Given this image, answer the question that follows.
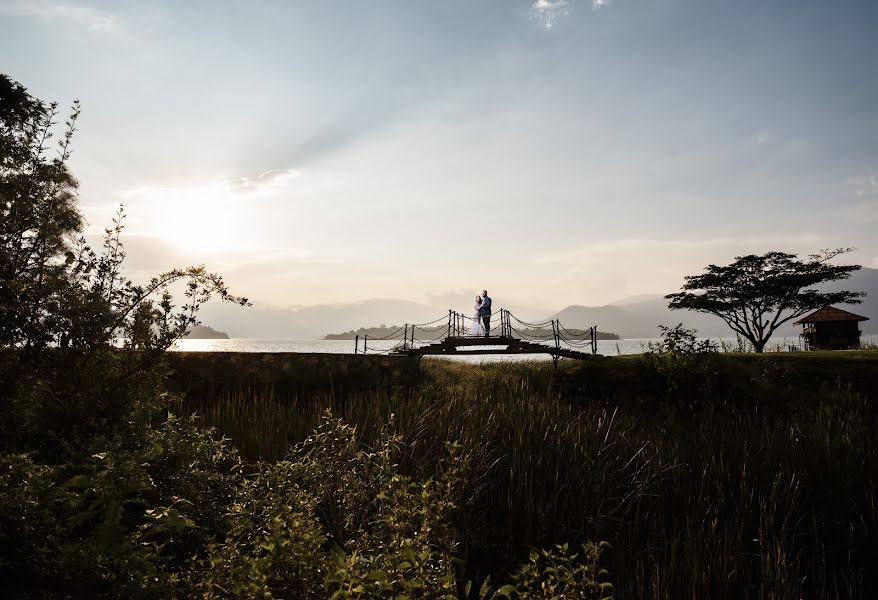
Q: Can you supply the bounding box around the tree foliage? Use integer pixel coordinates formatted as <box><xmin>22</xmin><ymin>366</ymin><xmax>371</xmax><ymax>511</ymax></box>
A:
<box><xmin>0</xmin><ymin>73</ymin><xmax>249</xmax><ymax>456</ymax></box>
<box><xmin>666</xmin><ymin>250</ymin><xmax>862</xmax><ymax>352</ymax></box>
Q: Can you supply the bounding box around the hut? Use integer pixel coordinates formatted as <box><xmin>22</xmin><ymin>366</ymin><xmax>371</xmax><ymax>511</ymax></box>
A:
<box><xmin>794</xmin><ymin>305</ymin><xmax>869</xmax><ymax>350</ymax></box>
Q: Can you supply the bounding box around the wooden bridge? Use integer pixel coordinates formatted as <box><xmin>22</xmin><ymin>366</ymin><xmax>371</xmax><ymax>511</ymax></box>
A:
<box><xmin>354</xmin><ymin>309</ymin><xmax>599</xmax><ymax>365</ymax></box>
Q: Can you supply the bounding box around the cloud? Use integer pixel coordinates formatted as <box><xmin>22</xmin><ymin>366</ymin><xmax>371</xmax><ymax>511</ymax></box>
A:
<box><xmin>110</xmin><ymin>168</ymin><xmax>304</xmax><ymax>254</ymax></box>
<box><xmin>223</xmin><ymin>169</ymin><xmax>301</xmax><ymax>194</ymax></box>
<box><xmin>121</xmin><ymin>167</ymin><xmax>301</xmax><ymax>204</ymax></box>
<box><xmin>843</xmin><ymin>201</ymin><xmax>878</xmax><ymax>225</ymax></box>
<box><xmin>530</xmin><ymin>234</ymin><xmax>830</xmax><ymax>303</ymax></box>
<box><xmin>530</xmin><ymin>0</ymin><xmax>574</xmax><ymax>29</ymax></box>
<box><xmin>2</xmin><ymin>1</ymin><xmax>117</xmax><ymax>32</ymax></box>
<box><xmin>841</xmin><ymin>174</ymin><xmax>878</xmax><ymax>224</ymax></box>
<box><xmin>82</xmin><ymin>232</ymin><xmax>336</xmax><ymax>285</ymax></box>
<box><xmin>848</xmin><ymin>174</ymin><xmax>878</xmax><ymax>198</ymax></box>
<box><xmin>529</xmin><ymin>0</ymin><xmax>609</xmax><ymax>30</ymax></box>
<box><xmin>212</xmin><ymin>247</ymin><xmax>343</xmax><ymax>272</ymax></box>
<box><xmin>535</xmin><ymin>234</ymin><xmax>825</xmax><ymax>264</ymax></box>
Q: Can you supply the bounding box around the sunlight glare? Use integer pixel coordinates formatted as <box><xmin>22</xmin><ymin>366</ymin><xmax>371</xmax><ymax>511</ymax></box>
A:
<box><xmin>122</xmin><ymin>181</ymin><xmax>260</xmax><ymax>255</ymax></box>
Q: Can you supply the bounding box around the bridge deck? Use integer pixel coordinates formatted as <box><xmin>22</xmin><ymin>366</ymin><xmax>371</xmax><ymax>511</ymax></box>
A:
<box><xmin>397</xmin><ymin>335</ymin><xmax>592</xmax><ymax>360</ymax></box>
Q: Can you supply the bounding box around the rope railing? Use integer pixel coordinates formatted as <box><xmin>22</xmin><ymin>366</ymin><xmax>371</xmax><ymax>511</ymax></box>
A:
<box><xmin>355</xmin><ymin>308</ymin><xmax>599</xmax><ymax>356</ymax></box>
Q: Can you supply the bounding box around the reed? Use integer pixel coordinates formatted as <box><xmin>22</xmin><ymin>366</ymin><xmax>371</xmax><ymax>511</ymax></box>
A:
<box><xmin>179</xmin><ymin>357</ymin><xmax>877</xmax><ymax>599</ymax></box>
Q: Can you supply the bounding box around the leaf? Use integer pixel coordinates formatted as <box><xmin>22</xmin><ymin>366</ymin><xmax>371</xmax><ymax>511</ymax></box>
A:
<box><xmin>62</xmin><ymin>474</ymin><xmax>93</xmax><ymax>489</ymax></box>
<box><xmin>495</xmin><ymin>584</ymin><xmax>517</xmax><ymax>598</ymax></box>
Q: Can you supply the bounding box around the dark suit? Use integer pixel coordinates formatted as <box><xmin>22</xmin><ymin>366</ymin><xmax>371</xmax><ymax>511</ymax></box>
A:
<box><xmin>479</xmin><ymin>296</ymin><xmax>492</xmax><ymax>337</ymax></box>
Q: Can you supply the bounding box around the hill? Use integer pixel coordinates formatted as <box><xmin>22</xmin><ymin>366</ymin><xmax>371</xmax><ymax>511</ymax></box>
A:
<box><xmin>185</xmin><ymin>325</ymin><xmax>229</xmax><ymax>339</ymax></box>
<box><xmin>198</xmin><ymin>268</ymin><xmax>877</xmax><ymax>340</ymax></box>
<box><xmin>555</xmin><ymin>267</ymin><xmax>877</xmax><ymax>338</ymax></box>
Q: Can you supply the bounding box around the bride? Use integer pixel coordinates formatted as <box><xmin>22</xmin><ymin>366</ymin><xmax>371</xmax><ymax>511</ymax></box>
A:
<box><xmin>468</xmin><ymin>295</ymin><xmax>485</xmax><ymax>336</ymax></box>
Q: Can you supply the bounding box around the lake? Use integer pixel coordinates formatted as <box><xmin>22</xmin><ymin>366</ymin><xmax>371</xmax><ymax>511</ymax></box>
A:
<box><xmin>171</xmin><ymin>335</ymin><xmax>856</xmax><ymax>361</ymax></box>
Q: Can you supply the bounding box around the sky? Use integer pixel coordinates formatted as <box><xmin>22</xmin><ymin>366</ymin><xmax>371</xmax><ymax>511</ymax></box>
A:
<box><xmin>2</xmin><ymin>0</ymin><xmax>877</xmax><ymax>311</ymax></box>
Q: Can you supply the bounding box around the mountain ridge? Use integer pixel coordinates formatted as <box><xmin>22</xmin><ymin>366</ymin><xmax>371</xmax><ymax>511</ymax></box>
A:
<box><xmin>199</xmin><ymin>267</ymin><xmax>877</xmax><ymax>339</ymax></box>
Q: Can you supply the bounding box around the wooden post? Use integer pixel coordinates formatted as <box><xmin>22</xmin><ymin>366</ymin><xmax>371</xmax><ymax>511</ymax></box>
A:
<box><xmin>363</xmin><ymin>334</ymin><xmax>368</xmax><ymax>354</ymax></box>
<box><xmin>447</xmin><ymin>310</ymin><xmax>452</xmax><ymax>339</ymax></box>
<box><xmin>410</xmin><ymin>323</ymin><xmax>415</xmax><ymax>347</ymax></box>
<box><xmin>354</xmin><ymin>334</ymin><xmax>358</xmax><ymax>355</ymax></box>
<box><xmin>403</xmin><ymin>325</ymin><xmax>408</xmax><ymax>350</ymax></box>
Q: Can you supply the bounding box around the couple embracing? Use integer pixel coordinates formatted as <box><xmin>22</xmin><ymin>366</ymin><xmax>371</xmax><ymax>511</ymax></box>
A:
<box><xmin>469</xmin><ymin>290</ymin><xmax>492</xmax><ymax>337</ymax></box>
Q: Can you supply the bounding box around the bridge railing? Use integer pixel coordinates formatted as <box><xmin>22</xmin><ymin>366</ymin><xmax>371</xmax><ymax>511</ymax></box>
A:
<box><xmin>355</xmin><ymin>309</ymin><xmax>599</xmax><ymax>356</ymax></box>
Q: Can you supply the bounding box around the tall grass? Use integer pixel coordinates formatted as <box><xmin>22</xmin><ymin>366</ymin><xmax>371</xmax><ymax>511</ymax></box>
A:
<box><xmin>178</xmin><ymin>357</ymin><xmax>877</xmax><ymax>599</ymax></box>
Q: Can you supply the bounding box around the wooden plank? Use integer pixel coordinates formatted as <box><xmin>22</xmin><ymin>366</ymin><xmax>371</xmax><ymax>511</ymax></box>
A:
<box><xmin>401</xmin><ymin>347</ymin><xmax>591</xmax><ymax>359</ymax></box>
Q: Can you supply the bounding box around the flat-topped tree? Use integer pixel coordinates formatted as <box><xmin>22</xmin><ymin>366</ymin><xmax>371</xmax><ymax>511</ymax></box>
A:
<box><xmin>666</xmin><ymin>249</ymin><xmax>863</xmax><ymax>352</ymax></box>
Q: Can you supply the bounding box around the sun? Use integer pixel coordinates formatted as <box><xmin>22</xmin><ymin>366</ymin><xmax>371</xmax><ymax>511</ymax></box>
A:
<box><xmin>127</xmin><ymin>182</ymin><xmax>256</xmax><ymax>255</ymax></box>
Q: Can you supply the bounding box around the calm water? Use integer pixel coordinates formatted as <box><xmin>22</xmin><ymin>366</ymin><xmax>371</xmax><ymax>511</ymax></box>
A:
<box><xmin>171</xmin><ymin>336</ymin><xmax>854</xmax><ymax>362</ymax></box>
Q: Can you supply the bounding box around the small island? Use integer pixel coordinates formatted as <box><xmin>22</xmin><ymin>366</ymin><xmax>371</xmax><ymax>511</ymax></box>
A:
<box><xmin>515</xmin><ymin>327</ymin><xmax>620</xmax><ymax>340</ymax></box>
<box><xmin>325</xmin><ymin>325</ymin><xmax>417</xmax><ymax>340</ymax></box>
<box><xmin>186</xmin><ymin>324</ymin><xmax>230</xmax><ymax>339</ymax></box>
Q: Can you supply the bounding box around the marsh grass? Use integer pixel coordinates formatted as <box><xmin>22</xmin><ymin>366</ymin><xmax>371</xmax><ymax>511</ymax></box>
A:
<box><xmin>178</xmin><ymin>357</ymin><xmax>877</xmax><ymax>599</ymax></box>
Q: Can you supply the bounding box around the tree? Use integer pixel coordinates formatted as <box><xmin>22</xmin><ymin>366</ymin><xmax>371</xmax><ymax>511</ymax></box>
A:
<box><xmin>1</xmin><ymin>74</ymin><xmax>83</xmax><ymax>348</ymax></box>
<box><xmin>0</xmin><ymin>73</ymin><xmax>249</xmax><ymax>455</ymax></box>
<box><xmin>665</xmin><ymin>249</ymin><xmax>863</xmax><ymax>352</ymax></box>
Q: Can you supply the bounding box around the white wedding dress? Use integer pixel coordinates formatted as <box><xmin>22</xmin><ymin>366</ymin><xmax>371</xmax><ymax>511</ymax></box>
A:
<box><xmin>468</xmin><ymin>302</ymin><xmax>485</xmax><ymax>336</ymax></box>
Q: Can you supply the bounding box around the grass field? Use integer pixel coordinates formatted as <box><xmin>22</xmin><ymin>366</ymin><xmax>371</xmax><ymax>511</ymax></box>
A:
<box><xmin>178</xmin><ymin>353</ymin><xmax>878</xmax><ymax>599</ymax></box>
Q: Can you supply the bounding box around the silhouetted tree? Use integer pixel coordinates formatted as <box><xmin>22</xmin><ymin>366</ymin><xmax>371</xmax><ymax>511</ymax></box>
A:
<box><xmin>666</xmin><ymin>249</ymin><xmax>862</xmax><ymax>352</ymax></box>
<box><xmin>1</xmin><ymin>74</ymin><xmax>83</xmax><ymax>348</ymax></box>
<box><xmin>0</xmin><ymin>74</ymin><xmax>249</xmax><ymax>455</ymax></box>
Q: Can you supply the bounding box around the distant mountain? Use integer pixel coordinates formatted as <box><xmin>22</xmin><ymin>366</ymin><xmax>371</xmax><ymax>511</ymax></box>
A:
<box><xmin>198</xmin><ymin>299</ymin><xmax>438</xmax><ymax>339</ymax></box>
<box><xmin>198</xmin><ymin>295</ymin><xmax>549</xmax><ymax>340</ymax></box>
<box><xmin>325</xmin><ymin>325</ymin><xmax>441</xmax><ymax>340</ymax></box>
<box><xmin>185</xmin><ymin>324</ymin><xmax>229</xmax><ymax>339</ymax></box>
<box><xmin>556</xmin><ymin>267</ymin><xmax>877</xmax><ymax>338</ymax></box>
<box><xmin>197</xmin><ymin>268</ymin><xmax>877</xmax><ymax>340</ymax></box>
<box><xmin>817</xmin><ymin>266</ymin><xmax>876</xmax><ymax>332</ymax></box>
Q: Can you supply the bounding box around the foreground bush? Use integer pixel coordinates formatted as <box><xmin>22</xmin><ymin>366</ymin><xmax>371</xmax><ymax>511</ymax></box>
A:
<box><xmin>1</xmin><ymin>411</ymin><xmax>612</xmax><ymax>598</ymax></box>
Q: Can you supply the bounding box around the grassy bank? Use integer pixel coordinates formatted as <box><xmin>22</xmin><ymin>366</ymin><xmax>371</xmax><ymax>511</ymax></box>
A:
<box><xmin>178</xmin><ymin>353</ymin><xmax>878</xmax><ymax>599</ymax></box>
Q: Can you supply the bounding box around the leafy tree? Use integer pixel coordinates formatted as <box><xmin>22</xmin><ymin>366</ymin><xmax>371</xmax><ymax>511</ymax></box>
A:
<box><xmin>0</xmin><ymin>73</ymin><xmax>248</xmax><ymax>456</ymax></box>
<box><xmin>666</xmin><ymin>250</ymin><xmax>863</xmax><ymax>352</ymax></box>
<box><xmin>1</xmin><ymin>74</ymin><xmax>83</xmax><ymax>348</ymax></box>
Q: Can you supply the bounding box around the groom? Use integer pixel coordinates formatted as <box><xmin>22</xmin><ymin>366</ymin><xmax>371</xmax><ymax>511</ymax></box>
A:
<box><xmin>479</xmin><ymin>290</ymin><xmax>492</xmax><ymax>337</ymax></box>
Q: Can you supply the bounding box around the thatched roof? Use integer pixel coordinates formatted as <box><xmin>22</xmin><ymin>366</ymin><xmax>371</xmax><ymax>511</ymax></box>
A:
<box><xmin>794</xmin><ymin>305</ymin><xmax>869</xmax><ymax>324</ymax></box>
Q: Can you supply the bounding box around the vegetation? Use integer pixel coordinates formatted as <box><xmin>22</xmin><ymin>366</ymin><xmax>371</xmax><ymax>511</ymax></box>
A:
<box><xmin>666</xmin><ymin>249</ymin><xmax>863</xmax><ymax>352</ymax></box>
<box><xmin>179</xmin><ymin>351</ymin><xmax>877</xmax><ymax>599</ymax></box>
<box><xmin>3</xmin><ymin>74</ymin><xmax>875</xmax><ymax>599</ymax></box>
<box><xmin>1</xmin><ymin>75</ymin><xmax>614</xmax><ymax>598</ymax></box>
